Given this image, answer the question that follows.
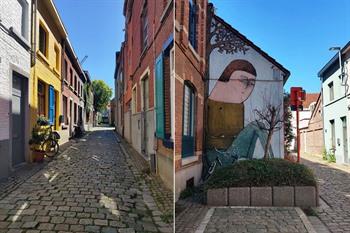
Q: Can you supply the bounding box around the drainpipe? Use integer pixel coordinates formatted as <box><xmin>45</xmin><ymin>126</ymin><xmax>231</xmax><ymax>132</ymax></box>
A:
<box><xmin>30</xmin><ymin>0</ymin><xmax>37</xmax><ymax>67</ymax></box>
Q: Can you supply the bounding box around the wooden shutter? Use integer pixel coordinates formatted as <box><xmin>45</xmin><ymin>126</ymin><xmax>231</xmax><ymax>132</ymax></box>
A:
<box><xmin>48</xmin><ymin>85</ymin><xmax>55</xmax><ymax>125</ymax></box>
<box><xmin>155</xmin><ymin>54</ymin><xmax>165</xmax><ymax>139</ymax></box>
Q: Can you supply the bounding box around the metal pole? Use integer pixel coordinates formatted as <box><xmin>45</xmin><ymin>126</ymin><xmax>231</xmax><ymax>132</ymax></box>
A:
<box><xmin>296</xmin><ymin>96</ymin><xmax>300</xmax><ymax>163</ymax></box>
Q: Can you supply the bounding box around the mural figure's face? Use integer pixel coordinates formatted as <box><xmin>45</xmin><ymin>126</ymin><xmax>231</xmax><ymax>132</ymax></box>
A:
<box><xmin>209</xmin><ymin>70</ymin><xmax>256</xmax><ymax>103</ymax></box>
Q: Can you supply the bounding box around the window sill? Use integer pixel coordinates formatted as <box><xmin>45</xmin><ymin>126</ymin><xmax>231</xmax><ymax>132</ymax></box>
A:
<box><xmin>188</xmin><ymin>43</ymin><xmax>200</xmax><ymax>62</ymax></box>
<box><xmin>9</xmin><ymin>27</ymin><xmax>30</xmax><ymax>51</ymax></box>
<box><xmin>37</xmin><ymin>51</ymin><xmax>50</xmax><ymax>66</ymax></box>
<box><xmin>53</xmin><ymin>67</ymin><xmax>60</xmax><ymax>77</ymax></box>
<box><xmin>181</xmin><ymin>155</ymin><xmax>199</xmax><ymax>166</ymax></box>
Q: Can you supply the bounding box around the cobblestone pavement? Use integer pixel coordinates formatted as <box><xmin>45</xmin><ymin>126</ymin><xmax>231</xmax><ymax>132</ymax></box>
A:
<box><xmin>118</xmin><ymin>137</ymin><xmax>173</xmax><ymax>224</ymax></box>
<box><xmin>175</xmin><ymin>200</ymin><xmax>209</xmax><ymax>233</ymax></box>
<box><xmin>0</xmin><ymin>127</ymin><xmax>172</xmax><ymax>233</ymax></box>
<box><xmin>203</xmin><ymin>207</ymin><xmax>309</xmax><ymax>233</ymax></box>
<box><xmin>302</xmin><ymin>154</ymin><xmax>350</xmax><ymax>233</ymax></box>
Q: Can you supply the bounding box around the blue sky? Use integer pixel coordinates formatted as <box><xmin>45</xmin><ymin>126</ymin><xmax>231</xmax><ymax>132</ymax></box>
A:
<box><xmin>54</xmin><ymin>0</ymin><xmax>350</xmax><ymax>95</ymax></box>
<box><xmin>211</xmin><ymin>0</ymin><xmax>350</xmax><ymax>93</ymax></box>
<box><xmin>54</xmin><ymin>0</ymin><xmax>125</xmax><ymax>96</ymax></box>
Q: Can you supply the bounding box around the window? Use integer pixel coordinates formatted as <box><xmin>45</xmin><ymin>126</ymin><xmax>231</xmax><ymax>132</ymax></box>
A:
<box><xmin>188</xmin><ymin>0</ymin><xmax>197</xmax><ymax>49</ymax></box>
<box><xmin>69</xmin><ymin>69</ymin><xmax>73</xmax><ymax>86</ymax></box>
<box><xmin>183</xmin><ymin>84</ymin><xmax>195</xmax><ymax>137</ymax></box>
<box><xmin>182</xmin><ymin>82</ymin><xmax>195</xmax><ymax>157</ymax></box>
<box><xmin>63</xmin><ymin>60</ymin><xmax>68</xmax><ymax>81</ymax></box>
<box><xmin>330</xmin><ymin>120</ymin><xmax>335</xmax><ymax>149</ymax></box>
<box><xmin>63</xmin><ymin>96</ymin><xmax>68</xmax><ymax>125</ymax></box>
<box><xmin>54</xmin><ymin>45</ymin><xmax>60</xmax><ymax>70</ymax></box>
<box><xmin>74</xmin><ymin>103</ymin><xmax>77</xmax><ymax>124</ymax></box>
<box><xmin>132</xmin><ymin>87</ymin><xmax>137</xmax><ymax>114</ymax></box>
<box><xmin>18</xmin><ymin>0</ymin><xmax>29</xmax><ymax>39</ymax></box>
<box><xmin>74</xmin><ymin>76</ymin><xmax>77</xmax><ymax>91</ymax></box>
<box><xmin>329</xmin><ymin>82</ymin><xmax>334</xmax><ymax>101</ymax></box>
<box><xmin>39</xmin><ymin>24</ymin><xmax>47</xmax><ymax>56</ymax></box>
<box><xmin>38</xmin><ymin>81</ymin><xmax>46</xmax><ymax>116</ymax></box>
<box><xmin>140</xmin><ymin>1</ymin><xmax>148</xmax><ymax>51</ymax></box>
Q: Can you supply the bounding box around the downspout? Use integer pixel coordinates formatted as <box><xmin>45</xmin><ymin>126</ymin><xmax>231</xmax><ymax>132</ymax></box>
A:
<box><xmin>30</xmin><ymin>0</ymin><xmax>37</xmax><ymax>67</ymax></box>
<box><xmin>202</xmin><ymin>3</ymin><xmax>213</xmax><ymax>174</ymax></box>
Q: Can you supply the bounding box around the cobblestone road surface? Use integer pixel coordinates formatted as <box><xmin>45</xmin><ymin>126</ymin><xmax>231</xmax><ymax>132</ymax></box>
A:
<box><xmin>302</xmin><ymin>154</ymin><xmax>350</xmax><ymax>233</ymax></box>
<box><xmin>0</xmin><ymin>128</ymin><xmax>172</xmax><ymax>233</ymax></box>
<box><xmin>204</xmin><ymin>207</ymin><xmax>308</xmax><ymax>233</ymax></box>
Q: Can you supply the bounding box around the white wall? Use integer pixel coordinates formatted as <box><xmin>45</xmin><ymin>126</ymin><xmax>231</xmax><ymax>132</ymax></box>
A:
<box><xmin>0</xmin><ymin>0</ymin><xmax>31</xmax><ymax>178</ymax></box>
<box><xmin>209</xmin><ymin>43</ymin><xmax>285</xmax><ymax>158</ymax></box>
<box><xmin>322</xmin><ymin>58</ymin><xmax>350</xmax><ymax>164</ymax></box>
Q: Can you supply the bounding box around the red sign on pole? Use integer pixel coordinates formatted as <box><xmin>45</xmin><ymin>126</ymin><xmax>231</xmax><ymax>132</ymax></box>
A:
<box><xmin>290</xmin><ymin>87</ymin><xmax>305</xmax><ymax>163</ymax></box>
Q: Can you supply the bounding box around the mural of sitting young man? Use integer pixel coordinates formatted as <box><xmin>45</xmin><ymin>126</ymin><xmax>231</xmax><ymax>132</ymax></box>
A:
<box><xmin>206</xmin><ymin>59</ymin><xmax>274</xmax><ymax>168</ymax></box>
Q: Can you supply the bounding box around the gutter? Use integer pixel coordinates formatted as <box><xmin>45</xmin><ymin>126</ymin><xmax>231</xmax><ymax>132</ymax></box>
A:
<box><xmin>31</xmin><ymin>0</ymin><xmax>37</xmax><ymax>67</ymax></box>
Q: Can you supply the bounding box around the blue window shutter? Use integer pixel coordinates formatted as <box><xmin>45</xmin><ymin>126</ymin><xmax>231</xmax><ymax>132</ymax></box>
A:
<box><xmin>48</xmin><ymin>85</ymin><xmax>55</xmax><ymax>125</ymax></box>
<box><xmin>155</xmin><ymin>53</ymin><xmax>165</xmax><ymax>139</ymax></box>
<box><xmin>189</xmin><ymin>1</ymin><xmax>197</xmax><ymax>49</ymax></box>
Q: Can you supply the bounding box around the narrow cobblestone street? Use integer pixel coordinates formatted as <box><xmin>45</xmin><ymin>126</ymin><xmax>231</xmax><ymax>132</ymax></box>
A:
<box><xmin>302</xmin><ymin>154</ymin><xmax>350</xmax><ymax>233</ymax></box>
<box><xmin>0</xmin><ymin>127</ymin><xmax>172</xmax><ymax>233</ymax></box>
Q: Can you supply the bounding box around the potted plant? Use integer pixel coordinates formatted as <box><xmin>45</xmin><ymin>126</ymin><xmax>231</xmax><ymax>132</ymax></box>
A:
<box><xmin>29</xmin><ymin>116</ymin><xmax>50</xmax><ymax>162</ymax></box>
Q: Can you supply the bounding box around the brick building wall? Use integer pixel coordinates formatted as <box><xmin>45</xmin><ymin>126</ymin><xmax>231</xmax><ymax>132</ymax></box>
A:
<box><xmin>0</xmin><ymin>0</ymin><xmax>31</xmax><ymax>179</ymax></box>
<box><xmin>122</xmin><ymin>0</ymin><xmax>174</xmax><ymax>189</ymax></box>
<box><xmin>174</xmin><ymin>0</ymin><xmax>207</xmax><ymax>197</ymax></box>
<box><xmin>300</xmin><ymin>94</ymin><xmax>324</xmax><ymax>156</ymax></box>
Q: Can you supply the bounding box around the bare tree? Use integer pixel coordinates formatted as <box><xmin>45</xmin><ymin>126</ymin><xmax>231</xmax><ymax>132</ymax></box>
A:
<box><xmin>254</xmin><ymin>102</ymin><xmax>284</xmax><ymax>160</ymax></box>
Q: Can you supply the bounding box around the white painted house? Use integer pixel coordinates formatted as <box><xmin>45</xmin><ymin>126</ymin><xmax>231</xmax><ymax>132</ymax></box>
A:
<box><xmin>319</xmin><ymin>41</ymin><xmax>350</xmax><ymax>164</ymax></box>
<box><xmin>0</xmin><ymin>0</ymin><xmax>31</xmax><ymax>179</ymax></box>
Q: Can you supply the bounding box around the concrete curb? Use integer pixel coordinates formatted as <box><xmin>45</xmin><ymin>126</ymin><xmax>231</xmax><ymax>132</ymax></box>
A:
<box><xmin>296</xmin><ymin>207</ymin><xmax>317</xmax><ymax>233</ymax></box>
<box><xmin>195</xmin><ymin>207</ymin><xmax>215</xmax><ymax>233</ymax></box>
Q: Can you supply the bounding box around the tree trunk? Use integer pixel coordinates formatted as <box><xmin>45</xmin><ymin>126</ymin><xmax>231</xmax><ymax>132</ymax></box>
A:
<box><xmin>263</xmin><ymin>108</ymin><xmax>276</xmax><ymax>160</ymax></box>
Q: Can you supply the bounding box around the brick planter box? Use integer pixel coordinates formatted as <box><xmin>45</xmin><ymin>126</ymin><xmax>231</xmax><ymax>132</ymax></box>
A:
<box><xmin>207</xmin><ymin>186</ymin><xmax>318</xmax><ymax>207</ymax></box>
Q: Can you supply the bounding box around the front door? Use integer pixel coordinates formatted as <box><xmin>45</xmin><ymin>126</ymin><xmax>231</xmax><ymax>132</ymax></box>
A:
<box><xmin>182</xmin><ymin>83</ymin><xmax>195</xmax><ymax>158</ymax></box>
<box><xmin>141</xmin><ymin>77</ymin><xmax>149</xmax><ymax>155</ymax></box>
<box><xmin>12</xmin><ymin>73</ymin><xmax>26</xmax><ymax>166</ymax></box>
<box><xmin>48</xmin><ymin>85</ymin><xmax>55</xmax><ymax>126</ymax></box>
<box><xmin>342</xmin><ymin>117</ymin><xmax>348</xmax><ymax>163</ymax></box>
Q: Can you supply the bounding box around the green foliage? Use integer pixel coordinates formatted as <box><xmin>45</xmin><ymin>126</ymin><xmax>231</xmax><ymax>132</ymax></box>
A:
<box><xmin>205</xmin><ymin>159</ymin><xmax>317</xmax><ymax>190</ymax></box>
<box><xmin>29</xmin><ymin>117</ymin><xmax>50</xmax><ymax>148</ymax></box>
<box><xmin>92</xmin><ymin>80</ymin><xmax>112</xmax><ymax>113</ymax></box>
<box><xmin>322</xmin><ymin>148</ymin><xmax>328</xmax><ymax>160</ymax></box>
<box><xmin>284</xmin><ymin>92</ymin><xmax>294</xmax><ymax>153</ymax></box>
<box><xmin>84</xmin><ymin>82</ymin><xmax>94</xmax><ymax>114</ymax></box>
<box><xmin>322</xmin><ymin>148</ymin><xmax>336</xmax><ymax>163</ymax></box>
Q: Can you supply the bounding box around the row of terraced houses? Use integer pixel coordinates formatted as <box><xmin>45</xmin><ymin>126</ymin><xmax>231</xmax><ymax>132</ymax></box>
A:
<box><xmin>114</xmin><ymin>0</ymin><xmax>290</xmax><ymax>197</ymax></box>
<box><xmin>0</xmin><ymin>0</ymin><xmax>94</xmax><ymax>180</ymax></box>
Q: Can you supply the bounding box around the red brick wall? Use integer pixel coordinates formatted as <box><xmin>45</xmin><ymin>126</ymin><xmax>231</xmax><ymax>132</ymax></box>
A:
<box><xmin>300</xmin><ymin>95</ymin><xmax>324</xmax><ymax>155</ymax></box>
<box><xmin>175</xmin><ymin>0</ymin><xmax>207</xmax><ymax>171</ymax></box>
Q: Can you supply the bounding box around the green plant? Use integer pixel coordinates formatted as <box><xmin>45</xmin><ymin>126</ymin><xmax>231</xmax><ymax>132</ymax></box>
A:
<box><xmin>28</xmin><ymin>116</ymin><xmax>50</xmax><ymax>149</ymax></box>
<box><xmin>36</xmin><ymin>115</ymin><xmax>50</xmax><ymax>126</ymax></box>
<box><xmin>322</xmin><ymin>148</ymin><xmax>328</xmax><ymax>160</ymax></box>
<box><xmin>327</xmin><ymin>150</ymin><xmax>336</xmax><ymax>163</ymax></box>
<box><xmin>322</xmin><ymin>148</ymin><xmax>336</xmax><ymax>163</ymax></box>
<box><xmin>204</xmin><ymin>159</ymin><xmax>317</xmax><ymax>190</ymax></box>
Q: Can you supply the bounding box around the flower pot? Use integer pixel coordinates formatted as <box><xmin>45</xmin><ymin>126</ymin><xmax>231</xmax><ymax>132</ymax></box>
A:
<box><xmin>33</xmin><ymin>150</ymin><xmax>45</xmax><ymax>163</ymax></box>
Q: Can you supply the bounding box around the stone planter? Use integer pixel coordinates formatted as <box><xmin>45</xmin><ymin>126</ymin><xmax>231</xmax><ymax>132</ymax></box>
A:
<box><xmin>207</xmin><ymin>188</ymin><xmax>228</xmax><ymax>206</ymax></box>
<box><xmin>228</xmin><ymin>187</ymin><xmax>250</xmax><ymax>206</ymax></box>
<box><xmin>207</xmin><ymin>186</ymin><xmax>318</xmax><ymax>207</ymax></box>
<box><xmin>251</xmin><ymin>187</ymin><xmax>272</xmax><ymax>206</ymax></box>
<box><xmin>273</xmin><ymin>186</ymin><xmax>294</xmax><ymax>206</ymax></box>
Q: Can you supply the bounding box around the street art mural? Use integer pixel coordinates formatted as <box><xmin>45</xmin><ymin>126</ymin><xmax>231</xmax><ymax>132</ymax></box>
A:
<box><xmin>205</xmin><ymin>15</ymin><xmax>288</xmax><ymax>167</ymax></box>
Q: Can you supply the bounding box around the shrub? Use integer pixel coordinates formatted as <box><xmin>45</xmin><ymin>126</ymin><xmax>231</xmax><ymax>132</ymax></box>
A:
<box><xmin>205</xmin><ymin>159</ymin><xmax>316</xmax><ymax>190</ymax></box>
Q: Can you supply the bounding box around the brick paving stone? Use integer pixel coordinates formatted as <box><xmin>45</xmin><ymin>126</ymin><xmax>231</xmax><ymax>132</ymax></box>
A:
<box><xmin>203</xmin><ymin>207</ymin><xmax>308</xmax><ymax>233</ymax></box>
<box><xmin>302</xmin><ymin>154</ymin><xmax>350</xmax><ymax>233</ymax></box>
<box><xmin>0</xmin><ymin>128</ymin><xmax>170</xmax><ymax>232</ymax></box>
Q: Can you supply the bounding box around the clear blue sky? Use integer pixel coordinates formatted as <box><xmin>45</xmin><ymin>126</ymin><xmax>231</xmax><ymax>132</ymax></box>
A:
<box><xmin>54</xmin><ymin>0</ymin><xmax>125</xmax><ymax>96</ymax></box>
<box><xmin>54</xmin><ymin>0</ymin><xmax>350</xmax><ymax>95</ymax></box>
<box><xmin>211</xmin><ymin>0</ymin><xmax>350</xmax><ymax>93</ymax></box>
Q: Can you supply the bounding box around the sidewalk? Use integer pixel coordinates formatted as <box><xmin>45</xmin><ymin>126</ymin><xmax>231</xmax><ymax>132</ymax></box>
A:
<box><xmin>117</xmin><ymin>133</ymin><xmax>174</xmax><ymax>225</ymax></box>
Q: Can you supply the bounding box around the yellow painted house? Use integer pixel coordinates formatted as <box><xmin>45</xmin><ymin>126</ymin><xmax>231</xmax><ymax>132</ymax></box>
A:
<box><xmin>30</xmin><ymin>0</ymin><xmax>67</xmax><ymax>160</ymax></box>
